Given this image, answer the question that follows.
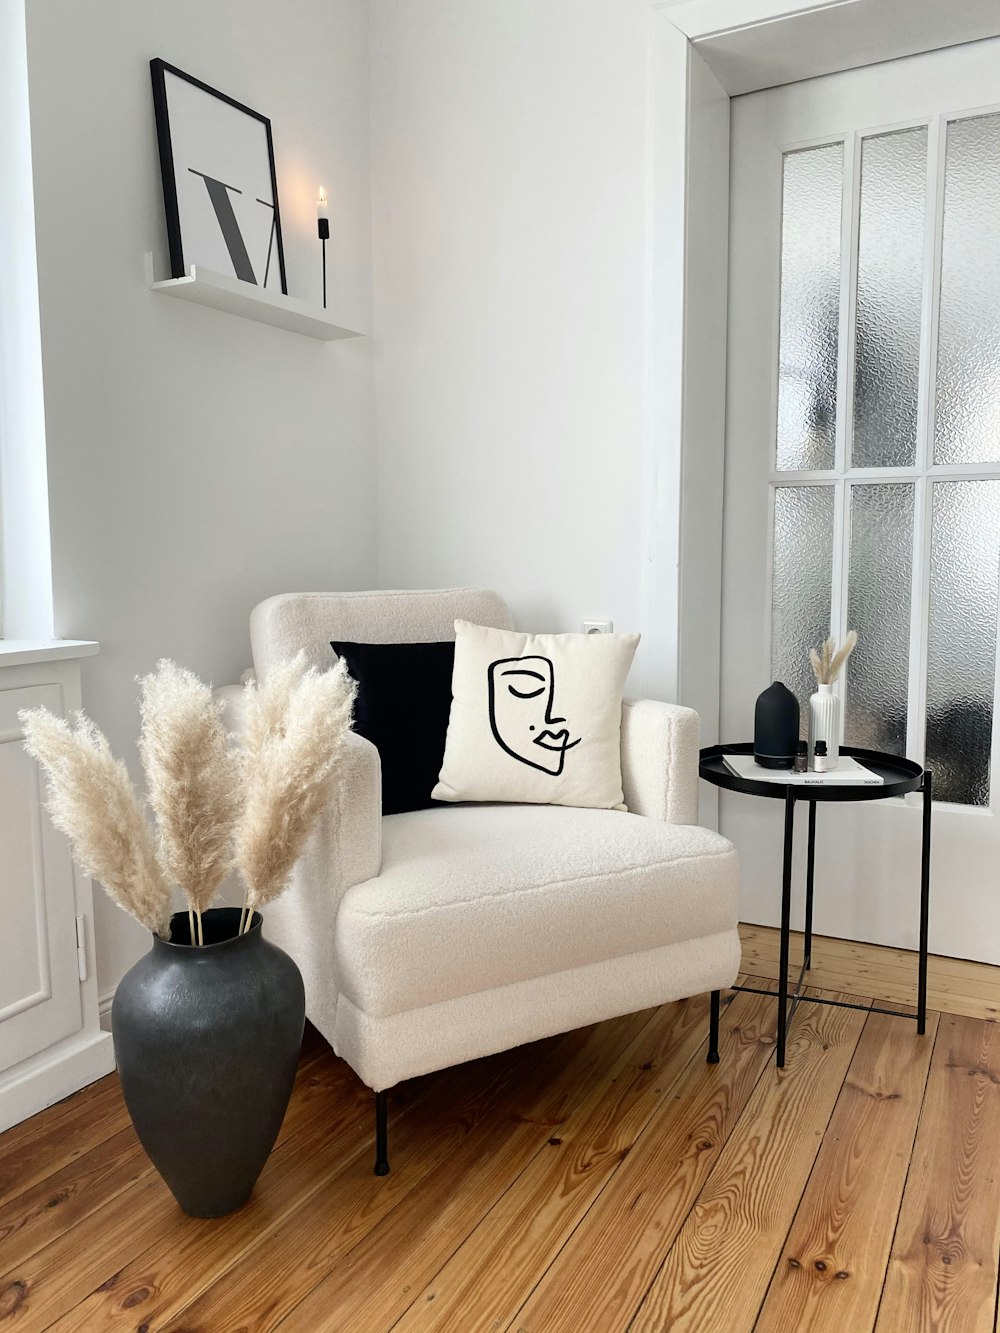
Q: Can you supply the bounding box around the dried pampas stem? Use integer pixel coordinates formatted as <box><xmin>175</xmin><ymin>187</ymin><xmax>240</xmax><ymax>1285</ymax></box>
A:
<box><xmin>19</xmin><ymin>709</ymin><xmax>172</xmax><ymax>937</ymax></box>
<box><xmin>234</xmin><ymin>653</ymin><xmax>357</xmax><ymax>921</ymax></box>
<box><xmin>810</xmin><ymin>630</ymin><xmax>858</xmax><ymax>685</ymax></box>
<box><xmin>138</xmin><ymin>660</ymin><xmax>242</xmax><ymax>938</ymax></box>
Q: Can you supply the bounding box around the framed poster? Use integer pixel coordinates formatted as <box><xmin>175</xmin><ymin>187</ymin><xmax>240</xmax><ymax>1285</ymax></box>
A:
<box><xmin>150</xmin><ymin>58</ymin><xmax>287</xmax><ymax>293</ymax></box>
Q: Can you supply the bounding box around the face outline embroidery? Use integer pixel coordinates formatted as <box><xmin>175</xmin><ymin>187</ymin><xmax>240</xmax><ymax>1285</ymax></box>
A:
<box><xmin>487</xmin><ymin>655</ymin><xmax>581</xmax><ymax>776</ymax></box>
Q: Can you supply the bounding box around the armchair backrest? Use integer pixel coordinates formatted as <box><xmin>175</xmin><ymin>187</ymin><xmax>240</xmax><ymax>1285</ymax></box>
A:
<box><xmin>250</xmin><ymin>588</ymin><xmax>515</xmax><ymax>678</ymax></box>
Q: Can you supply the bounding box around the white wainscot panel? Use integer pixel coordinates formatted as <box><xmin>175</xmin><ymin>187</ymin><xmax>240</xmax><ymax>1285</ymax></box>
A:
<box><xmin>0</xmin><ymin>682</ymin><xmax>81</xmax><ymax>1070</ymax></box>
<box><xmin>0</xmin><ymin>653</ymin><xmax>114</xmax><ymax>1132</ymax></box>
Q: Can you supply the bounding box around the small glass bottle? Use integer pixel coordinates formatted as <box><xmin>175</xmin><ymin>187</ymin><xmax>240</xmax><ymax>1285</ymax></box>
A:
<box><xmin>813</xmin><ymin>739</ymin><xmax>828</xmax><ymax>774</ymax></box>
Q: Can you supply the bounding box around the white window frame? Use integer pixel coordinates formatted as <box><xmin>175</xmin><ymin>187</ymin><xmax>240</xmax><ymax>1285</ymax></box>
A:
<box><xmin>0</xmin><ymin>0</ymin><xmax>55</xmax><ymax>643</ymax></box>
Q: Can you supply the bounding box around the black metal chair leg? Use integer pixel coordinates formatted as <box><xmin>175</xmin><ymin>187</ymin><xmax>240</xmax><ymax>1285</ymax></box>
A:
<box><xmin>374</xmin><ymin>1090</ymin><xmax>390</xmax><ymax>1176</ymax></box>
<box><xmin>707</xmin><ymin>990</ymin><xmax>721</xmax><ymax>1063</ymax></box>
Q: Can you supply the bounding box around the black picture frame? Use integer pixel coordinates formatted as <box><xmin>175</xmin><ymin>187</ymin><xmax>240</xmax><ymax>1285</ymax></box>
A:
<box><xmin>150</xmin><ymin>58</ymin><xmax>287</xmax><ymax>294</ymax></box>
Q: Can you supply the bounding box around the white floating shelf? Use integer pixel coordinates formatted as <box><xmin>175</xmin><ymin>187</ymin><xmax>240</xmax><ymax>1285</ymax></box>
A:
<box><xmin>149</xmin><ymin>259</ymin><xmax>363</xmax><ymax>342</ymax></box>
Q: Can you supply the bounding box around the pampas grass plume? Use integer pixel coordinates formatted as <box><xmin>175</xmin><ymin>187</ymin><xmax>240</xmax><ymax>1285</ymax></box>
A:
<box><xmin>20</xmin><ymin>709</ymin><xmax>172</xmax><ymax>937</ymax></box>
<box><xmin>139</xmin><ymin>660</ymin><xmax>241</xmax><ymax>942</ymax></box>
<box><xmin>810</xmin><ymin>630</ymin><xmax>858</xmax><ymax>685</ymax></box>
<box><xmin>234</xmin><ymin>653</ymin><xmax>356</xmax><ymax>918</ymax></box>
<box><xmin>22</xmin><ymin>655</ymin><xmax>356</xmax><ymax>946</ymax></box>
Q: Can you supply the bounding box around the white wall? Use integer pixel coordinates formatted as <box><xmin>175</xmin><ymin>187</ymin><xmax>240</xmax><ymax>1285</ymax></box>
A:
<box><xmin>21</xmin><ymin>0</ymin><xmax>722</xmax><ymax>999</ymax></box>
<box><xmin>24</xmin><ymin>0</ymin><xmax>378</xmax><ymax>997</ymax></box>
<box><xmin>369</xmin><ymin>0</ymin><xmax>655</xmax><ymax>641</ymax></box>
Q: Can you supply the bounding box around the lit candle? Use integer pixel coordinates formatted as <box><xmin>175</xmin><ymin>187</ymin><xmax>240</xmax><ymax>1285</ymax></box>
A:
<box><xmin>317</xmin><ymin>187</ymin><xmax>328</xmax><ymax>222</ymax></box>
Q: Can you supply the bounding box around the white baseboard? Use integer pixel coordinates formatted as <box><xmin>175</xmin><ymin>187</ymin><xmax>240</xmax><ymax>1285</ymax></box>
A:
<box><xmin>0</xmin><ymin>1027</ymin><xmax>116</xmax><ymax>1133</ymax></box>
<box><xmin>98</xmin><ymin>986</ymin><xmax>116</xmax><ymax>1033</ymax></box>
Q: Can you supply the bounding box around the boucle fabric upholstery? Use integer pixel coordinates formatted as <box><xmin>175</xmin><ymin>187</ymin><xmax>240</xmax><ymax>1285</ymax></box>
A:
<box><xmin>250</xmin><ymin>587</ymin><xmax>514</xmax><ymax>679</ymax></box>
<box><xmin>336</xmin><ymin>804</ymin><xmax>738</xmax><ymax>1018</ymax></box>
<box><xmin>335</xmin><ymin>930</ymin><xmax>741</xmax><ymax>1091</ymax></box>
<box><xmin>621</xmin><ymin>699</ymin><xmax>700</xmax><ymax>825</ymax></box>
<box><xmin>223</xmin><ymin>588</ymin><xmax>741</xmax><ymax>1095</ymax></box>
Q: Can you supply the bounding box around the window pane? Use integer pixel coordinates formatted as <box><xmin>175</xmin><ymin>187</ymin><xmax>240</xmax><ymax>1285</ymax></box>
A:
<box><xmin>771</xmin><ymin>486</ymin><xmax>835</xmax><ymax>720</ymax></box>
<box><xmin>776</xmin><ymin>144</ymin><xmax>843</xmax><ymax>471</ymax></box>
<box><xmin>934</xmin><ymin>113</ymin><xmax>1000</xmax><ymax>465</ymax></box>
<box><xmin>852</xmin><ymin>129</ymin><xmax>926</xmax><ymax>468</ymax></box>
<box><xmin>844</xmin><ymin>484</ymin><xmax>914</xmax><ymax>755</ymax></box>
<box><xmin>926</xmin><ymin>480</ymin><xmax>1000</xmax><ymax>805</ymax></box>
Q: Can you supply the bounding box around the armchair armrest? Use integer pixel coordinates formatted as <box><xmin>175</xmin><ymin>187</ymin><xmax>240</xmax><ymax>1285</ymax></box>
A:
<box><xmin>620</xmin><ymin>699</ymin><xmax>700</xmax><ymax>826</ymax></box>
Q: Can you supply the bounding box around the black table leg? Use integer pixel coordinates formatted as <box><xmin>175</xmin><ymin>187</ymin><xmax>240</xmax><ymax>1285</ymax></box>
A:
<box><xmin>707</xmin><ymin>990</ymin><xmax>721</xmax><ymax>1064</ymax></box>
<box><xmin>804</xmin><ymin>800</ymin><xmax>817</xmax><ymax>971</ymax></box>
<box><xmin>918</xmin><ymin>770</ymin><xmax>932</xmax><ymax>1036</ymax></box>
<box><xmin>776</xmin><ymin>788</ymin><xmax>796</xmax><ymax>1068</ymax></box>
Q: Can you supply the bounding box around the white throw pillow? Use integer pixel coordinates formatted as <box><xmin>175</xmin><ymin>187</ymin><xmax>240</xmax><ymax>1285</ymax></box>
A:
<box><xmin>432</xmin><ymin>620</ymin><xmax>640</xmax><ymax>810</ymax></box>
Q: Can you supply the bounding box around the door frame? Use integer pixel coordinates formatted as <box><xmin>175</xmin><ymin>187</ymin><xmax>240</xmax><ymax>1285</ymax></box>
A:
<box><xmin>645</xmin><ymin>0</ymin><xmax>1000</xmax><ymax>823</ymax></box>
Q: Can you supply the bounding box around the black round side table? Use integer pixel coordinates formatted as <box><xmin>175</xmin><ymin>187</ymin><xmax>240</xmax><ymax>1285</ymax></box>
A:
<box><xmin>699</xmin><ymin>742</ymin><xmax>932</xmax><ymax>1067</ymax></box>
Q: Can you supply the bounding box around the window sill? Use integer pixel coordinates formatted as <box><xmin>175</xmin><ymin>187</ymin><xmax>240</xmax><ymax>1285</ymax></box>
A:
<box><xmin>0</xmin><ymin>640</ymin><xmax>99</xmax><ymax>667</ymax></box>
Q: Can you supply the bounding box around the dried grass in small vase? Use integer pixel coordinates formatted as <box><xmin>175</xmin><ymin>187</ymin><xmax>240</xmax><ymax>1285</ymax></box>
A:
<box><xmin>809</xmin><ymin>630</ymin><xmax>858</xmax><ymax>685</ymax></box>
<box><xmin>805</xmin><ymin>631</ymin><xmax>858</xmax><ymax>771</ymax></box>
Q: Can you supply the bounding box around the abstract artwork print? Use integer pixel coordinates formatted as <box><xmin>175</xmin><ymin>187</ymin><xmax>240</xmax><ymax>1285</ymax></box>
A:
<box><xmin>151</xmin><ymin>59</ymin><xmax>287</xmax><ymax>292</ymax></box>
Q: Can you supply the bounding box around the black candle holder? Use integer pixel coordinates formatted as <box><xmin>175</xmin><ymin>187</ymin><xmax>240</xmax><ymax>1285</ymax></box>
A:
<box><xmin>318</xmin><ymin>216</ymin><xmax>329</xmax><ymax>308</ymax></box>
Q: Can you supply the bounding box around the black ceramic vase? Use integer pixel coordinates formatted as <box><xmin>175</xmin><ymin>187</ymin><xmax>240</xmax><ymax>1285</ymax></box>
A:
<box><xmin>112</xmin><ymin>907</ymin><xmax>305</xmax><ymax>1217</ymax></box>
<box><xmin>754</xmin><ymin>680</ymin><xmax>800</xmax><ymax>769</ymax></box>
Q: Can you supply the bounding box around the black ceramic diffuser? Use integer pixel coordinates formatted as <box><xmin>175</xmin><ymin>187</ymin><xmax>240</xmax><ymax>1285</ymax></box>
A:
<box><xmin>753</xmin><ymin>681</ymin><xmax>799</xmax><ymax>769</ymax></box>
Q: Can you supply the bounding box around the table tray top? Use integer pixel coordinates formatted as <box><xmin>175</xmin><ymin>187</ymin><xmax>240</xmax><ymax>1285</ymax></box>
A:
<box><xmin>699</xmin><ymin>742</ymin><xmax>924</xmax><ymax>802</ymax></box>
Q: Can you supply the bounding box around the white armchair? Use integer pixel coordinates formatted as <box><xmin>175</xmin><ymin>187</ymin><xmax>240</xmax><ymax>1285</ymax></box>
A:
<box><xmin>219</xmin><ymin>589</ymin><xmax>740</xmax><ymax>1174</ymax></box>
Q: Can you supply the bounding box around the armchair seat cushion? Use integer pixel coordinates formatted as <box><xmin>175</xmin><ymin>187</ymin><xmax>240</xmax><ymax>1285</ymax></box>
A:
<box><xmin>335</xmin><ymin>804</ymin><xmax>739</xmax><ymax>1020</ymax></box>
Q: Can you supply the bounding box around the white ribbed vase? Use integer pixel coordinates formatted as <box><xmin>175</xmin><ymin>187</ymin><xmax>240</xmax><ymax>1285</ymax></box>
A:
<box><xmin>807</xmin><ymin>683</ymin><xmax>841</xmax><ymax>769</ymax></box>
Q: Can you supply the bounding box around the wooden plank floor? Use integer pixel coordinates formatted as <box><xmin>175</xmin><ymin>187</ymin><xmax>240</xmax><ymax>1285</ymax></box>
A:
<box><xmin>0</xmin><ymin>935</ymin><xmax>997</xmax><ymax>1332</ymax></box>
<box><xmin>739</xmin><ymin>923</ymin><xmax>1000</xmax><ymax>1021</ymax></box>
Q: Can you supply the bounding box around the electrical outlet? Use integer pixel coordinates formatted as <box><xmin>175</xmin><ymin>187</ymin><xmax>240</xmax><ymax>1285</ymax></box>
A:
<box><xmin>582</xmin><ymin>619</ymin><xmax>613</xmax><ymax>635</ymax></box>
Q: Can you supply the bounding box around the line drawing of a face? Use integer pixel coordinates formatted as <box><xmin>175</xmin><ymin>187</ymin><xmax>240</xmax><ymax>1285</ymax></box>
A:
<box><xmin>487</xmin><ymin>655</ymin><xmax>582</xmax><ymax>776</ymax></box>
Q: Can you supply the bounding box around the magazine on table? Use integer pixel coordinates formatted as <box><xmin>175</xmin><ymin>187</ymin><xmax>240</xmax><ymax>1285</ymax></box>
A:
<box><xmin>723</xmin><ymin>754</ymin><xmax>883</xmax><ymax>786</ymax></box>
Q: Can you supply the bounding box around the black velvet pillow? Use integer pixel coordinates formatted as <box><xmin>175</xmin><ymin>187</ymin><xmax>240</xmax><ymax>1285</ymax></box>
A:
<box><xmin>331</xmin><ymin>640</ymin><xmax>456</xmax><ymax>816</ymax></box>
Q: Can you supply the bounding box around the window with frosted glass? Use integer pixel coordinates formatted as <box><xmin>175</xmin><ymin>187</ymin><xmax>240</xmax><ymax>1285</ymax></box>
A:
<box><xmin>776</xmin><ymin>145</ymin><xmax>843</xmax><ymax>471</ymax></box>
<box><xmin>925</xmin><ymin>480</ymin><xmax>1000</xmax><ymax>805</ymax></box>
<box><xmin>844</xmin><ymin>485</ymin><xmax>914</xmax><ymax>755</ymax></box>
<box><xmin>853</xmin><ymin>129</ymin><xmax>926</xmax><ymax>468</ymax></box>
<box><xmin>935</xmin><ymin>113</ymin><xmax>1000</xmax><ymax>465</ymax></box>
<box><xmin>768</xmin><ymin>112</ymin><xmax>1000</xmax><ymax>806</ymax></box>
<box><xmin>771</xmin><ymin>486</ymin><xmax>835</xmax><ymax>720</ymax></box>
